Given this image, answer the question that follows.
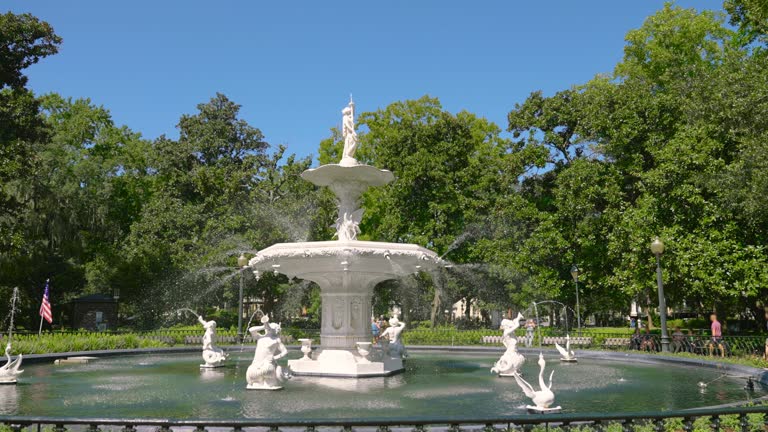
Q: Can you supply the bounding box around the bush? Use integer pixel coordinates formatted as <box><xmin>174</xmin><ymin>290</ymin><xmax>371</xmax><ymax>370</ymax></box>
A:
<box><xmin>1</xmin><ymin>333</ymin><xmax>168</xmax><ymax>355</ymax></box>
<box><xmin>667</xmin><ymin>318</ymin><xmax>708</xmax><ymax>330</ymax></box>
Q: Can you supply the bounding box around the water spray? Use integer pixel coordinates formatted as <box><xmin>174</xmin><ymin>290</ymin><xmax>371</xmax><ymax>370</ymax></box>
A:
<box><xmin>7</xmin><ymin>287</ymin><xmax>19</xmax><ymax>343</ymax></box>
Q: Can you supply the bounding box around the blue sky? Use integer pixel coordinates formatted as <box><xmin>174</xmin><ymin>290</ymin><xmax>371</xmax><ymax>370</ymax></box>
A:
<box><xmin>8</xmin><ymin>1</ymin><xmax>723</xmax><ymax>161</ymax></box>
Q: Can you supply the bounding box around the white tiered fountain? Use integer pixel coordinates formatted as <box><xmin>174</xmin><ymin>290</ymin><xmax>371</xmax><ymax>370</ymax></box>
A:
<box><xmin>247</xmin><ymin>98</ymin><xmax>440</xmax><ymax>377</ymax></box>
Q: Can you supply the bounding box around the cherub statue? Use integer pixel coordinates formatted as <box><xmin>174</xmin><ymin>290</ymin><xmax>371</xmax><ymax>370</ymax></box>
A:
<box><xmin>336</xmin><ymin>209</ymin><xmax>364</xmax><ymax>241</ymax></box>
<box><xmin>197</xmin><ymin>315</ymin><xmax>227</xmax><ymax>368</ymax></box>
<box><xmin>246</xmin><ymin>316</ymin><xmax>289</xmax><ymax>390</ymax></box>
<box><xmin>379</xmin><ymin>316</ymin><xmax>407</xmax><ymax>358</ymax></box>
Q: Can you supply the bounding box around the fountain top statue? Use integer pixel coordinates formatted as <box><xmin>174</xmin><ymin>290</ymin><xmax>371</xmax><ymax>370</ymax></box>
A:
<box><xmin>341</xmin><ymin>96</ymin><xmax>358</xmax><ymax>164</ymax></box>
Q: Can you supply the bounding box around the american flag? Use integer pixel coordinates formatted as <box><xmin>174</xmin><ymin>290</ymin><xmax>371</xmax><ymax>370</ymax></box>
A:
<box><xmin>39</xmin><ymin>279</ymin><xmax>52</xmax><ymax>324</ymax></box>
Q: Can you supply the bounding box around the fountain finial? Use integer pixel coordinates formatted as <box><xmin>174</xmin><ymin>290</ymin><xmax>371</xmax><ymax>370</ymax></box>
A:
<box><xmin>341</xmin><ymin>98</ymin><xmax>359</xmax><ymax>164</ymax></box>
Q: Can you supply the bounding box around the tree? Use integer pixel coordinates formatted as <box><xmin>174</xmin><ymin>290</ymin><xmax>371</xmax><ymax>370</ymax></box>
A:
<box><xmin>496</xmin><ymin>2</ymin><xmax>768</xmax><ymax>324</ymax></box>
<box><xmin>0</xmin><ymin>12</ymin><xmax>62</xmax><ymax>90</ymax></box>
<box><xmin>0</xmin><ymin>13</ymin><xmax>61</xmax><ymax>257</ymax></box>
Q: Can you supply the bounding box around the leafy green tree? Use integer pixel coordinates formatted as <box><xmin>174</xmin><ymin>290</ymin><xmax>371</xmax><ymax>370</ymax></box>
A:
<box><xmin>0</xmin><ymin>12</ymin><xmax>61</xmax><ymax>257</ymax></box>
<box><xmin>497</xmin><ymin>2</ymin><xmax>768</xmax><ymax>326</ymax></box>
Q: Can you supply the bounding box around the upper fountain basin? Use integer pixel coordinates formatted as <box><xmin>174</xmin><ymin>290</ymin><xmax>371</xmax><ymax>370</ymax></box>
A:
<box><xmin>247</xmin><ymin>240</ymin><xmax>441</xmax><ymax>279</ymax></box>
<box><xmin>301</xmin><ymin>163</ymin><xmax>394</xmax><ymax>188</ymax></box>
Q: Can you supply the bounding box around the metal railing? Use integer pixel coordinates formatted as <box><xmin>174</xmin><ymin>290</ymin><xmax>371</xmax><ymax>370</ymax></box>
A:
<box><xmin>400</xmin><ymin>328</ymin><xmax>768</xmax><ymax>357</ymax></box>
<box><xmin>7</xmin><ymin>328</ymin><xmax>767</xmax><ymax>357</ymax></box>
<box><xmin>1</xmin><ymin>405</ymin><xmax>768</xmax><ymax>432</ymax></box>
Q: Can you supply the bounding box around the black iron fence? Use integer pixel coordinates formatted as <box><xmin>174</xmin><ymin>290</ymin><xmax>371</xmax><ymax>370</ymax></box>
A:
<box><xmin>1</xmin><ymin>405</ymin><xmax>768</xmax><ymax>432</ymax></box>
<box><xmin>400</xmin><ymin>328</ymin><xmax>768</xmax><ymax>358</ymax></box>
<box><xmin>10</xmin><ymin>328</ymin><xmax>767</xmax><ymax>358</ymax></box>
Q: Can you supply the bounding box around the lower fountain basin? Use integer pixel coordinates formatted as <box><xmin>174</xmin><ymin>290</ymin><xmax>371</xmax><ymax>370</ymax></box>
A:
<box><xmin>288</xmin><ymin>348</ymin><xmax>403</xmax><ymax>377</ymax></box>
<box><xmin>7</xmin><ymin>350</ymin><xmax>764</xmax><ymax>418</ymax></box>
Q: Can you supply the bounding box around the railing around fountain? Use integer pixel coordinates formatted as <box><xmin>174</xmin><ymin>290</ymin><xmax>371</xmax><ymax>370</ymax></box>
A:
<box><xmin>8</xmin><ymin>327</ymin><xmax>766</xmax><ymax>357</ymax></box>
<box><xmin>400</xmin><ymin>328</ymin><xmax>768</xmax><ymax>357</ymax></box>
<box><xmin>1</xmin><ymin>405</ymin><xmax>768</xmax><ymax>432</ymax></box>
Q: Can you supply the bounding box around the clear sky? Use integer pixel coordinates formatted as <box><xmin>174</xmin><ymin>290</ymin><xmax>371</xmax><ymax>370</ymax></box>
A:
<box><xmin>8</xmin><ymin>1</ymin><xmax>723</xmax><ymax>161</ymax></box>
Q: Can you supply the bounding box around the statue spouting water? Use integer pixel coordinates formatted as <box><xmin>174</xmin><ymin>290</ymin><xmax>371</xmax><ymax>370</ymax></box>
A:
<box><xmin>379</xmin><ymin>316</ymin><xmax>406</xmax><ymax>358</ymax></box>
<box><xmin>491</xmin><ymin>312</ymin><xmax>525</xmax><ymax>376</ymax></box>
<box><xmin>246</xmin><ymin>316</ymin><xmax>290</xmax><ymax>390</ymax></box>
<box><xmin>197</xmin><ymin>314</ymin><xmax>227</xmax><ymax>368</ymax></box>
<box><xmin>0</xmin><ymin>287</ymin><xmax>23</xmax><ymax>384</ymax></box>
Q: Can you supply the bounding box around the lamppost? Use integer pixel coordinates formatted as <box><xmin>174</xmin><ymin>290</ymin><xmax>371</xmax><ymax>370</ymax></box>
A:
<box><xmin>113</xmin><ymin>288</ymin><xmax>120</xmax><ymax>329</ymax></box>
<box><xmin>650</xmin><ymin>237</ymin><xmax>670</xmax><ymax>352</ymax></box>
<box><xmin>570</xmin><ymin>265</ymin><xmax>582</xmax><ymax>336</ymax></box>
<box><xmin>237</xmin><ymin>253</ymin><xmax>248</xmax><ymax>343</ymax></box>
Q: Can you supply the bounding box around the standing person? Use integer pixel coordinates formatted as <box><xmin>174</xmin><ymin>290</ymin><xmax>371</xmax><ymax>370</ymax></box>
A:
<box><xmin>371</xmin><ymin>317</ymin><xmax>380</xmax><ymax>343</ymax></box>
<box><xmin>671</xmin><ymin>326</ymin><xmax>685</xmax><ymax>353</ymax></box>
<box><xmin>524</xmin><ymin>319</ymin><xmax>536</xmax><ymax>347</ymax></box>
<box><xmin>630</xmin><ymin>326</ymin><xmax>642</xmax><ymax>350</ymax></box>
<box><xmin>709</xmin><ymin>313</ymin><xmax>724</xmax><ymax>357</ymax></box>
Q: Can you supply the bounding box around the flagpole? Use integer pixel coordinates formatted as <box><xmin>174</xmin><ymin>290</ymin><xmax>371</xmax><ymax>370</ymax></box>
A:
<box><xmin>38</xmin><ymin>315</ymin><xmax>44</xmax><ymax>336</ymax></box>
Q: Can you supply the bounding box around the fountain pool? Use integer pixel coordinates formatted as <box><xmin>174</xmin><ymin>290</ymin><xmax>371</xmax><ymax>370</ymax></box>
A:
<box><xmin>4</xmin><ymin>350</ymin><xmax>762</xmax><ymax>419</ymax></box>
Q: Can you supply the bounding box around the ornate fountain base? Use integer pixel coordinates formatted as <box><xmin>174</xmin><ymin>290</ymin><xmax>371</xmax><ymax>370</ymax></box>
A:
<box><xmin>288</xmin><ymin>349</ymin><xmax>404</xmax><ymax>377</ymax></box>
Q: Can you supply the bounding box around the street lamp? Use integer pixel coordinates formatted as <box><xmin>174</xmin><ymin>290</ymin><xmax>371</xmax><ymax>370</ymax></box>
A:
<box><xmin>570</xmin><ymin>265</ymin><xmax>582</xmax><ymax>336</ymax></box>
<box><xmin>113</xmin><ymin>288</ymin><xmax>120</xmax><ymax>329</ymax></box>
<box><xmin>650</xmin><ymin>237</ymin><xmax>670</xmax><ymax>352</ymax></box>
<box><xmin>237</xmin><ymin>253</ymin><xmax>248</xmax><ymax>342</ymax></box>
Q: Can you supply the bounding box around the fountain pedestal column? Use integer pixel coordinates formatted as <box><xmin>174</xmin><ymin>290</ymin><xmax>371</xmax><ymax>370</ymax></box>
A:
<box><xmin>287</xmin><ymin>271</ymin><xmax>404</xmax><ymax>377</ymax></box>
<box><xmin>319</xmin><ymin>292</ymin><xmax>372</xmax><ymax>348</ymax></box>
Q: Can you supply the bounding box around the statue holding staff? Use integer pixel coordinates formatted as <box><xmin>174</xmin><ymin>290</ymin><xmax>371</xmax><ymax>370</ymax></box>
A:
<box><xmin>341</xmin><ymin>97</ymin><xmax>358</xmax><ymax>162</ymax></box>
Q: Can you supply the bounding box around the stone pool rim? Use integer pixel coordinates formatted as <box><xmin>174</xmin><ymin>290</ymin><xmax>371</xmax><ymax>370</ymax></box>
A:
<box><xmin>17</xmin><ymin>344</ymin><xmax>768</xmax><ymax>385</ymax></box>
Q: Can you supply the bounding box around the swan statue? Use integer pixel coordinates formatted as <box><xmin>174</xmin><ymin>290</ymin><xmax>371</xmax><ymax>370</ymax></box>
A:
<box><xmin>0</xmin><ymin>343</ymin><xmax>23</xmax><ymax>384</ymax></box>
<box><xmin>555</xmin><ymin>334</ymin><xmax>577</xmax><ymax>362</ymax></box>
<box><xmin>512</xmin><ymin>353</ymin><xmax>561</xmax><ymax>413</ymax></box>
